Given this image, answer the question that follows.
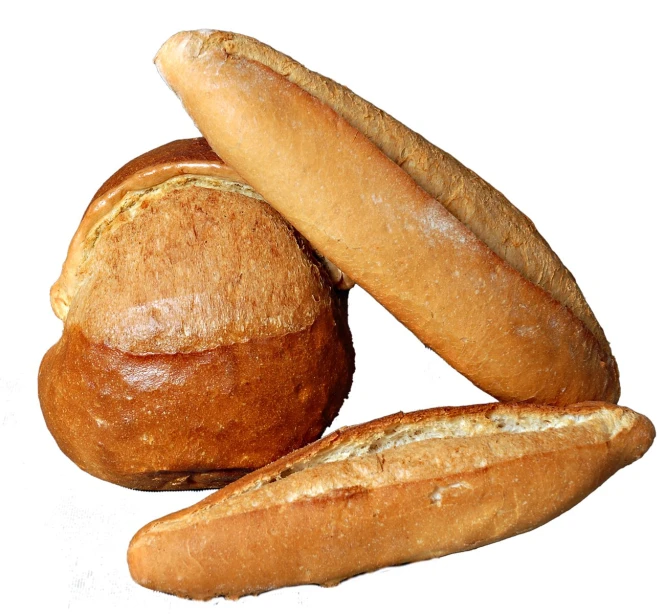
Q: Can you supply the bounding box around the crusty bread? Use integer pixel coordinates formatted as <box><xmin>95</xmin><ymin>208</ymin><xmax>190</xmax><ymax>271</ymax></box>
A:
<box><xmin>127</xmin><ymin>401</ymin><xmax>654</xmax><ymax>599</ymax></box>
<box><xmin>38</xmin><ymin>138</ymin><xmax>354</xmax><ymax>490</ymax></box>
<box><xmin>154</xmin><ymin>30</ymin><xmax>619</xmax><ymax>404</ymax></box>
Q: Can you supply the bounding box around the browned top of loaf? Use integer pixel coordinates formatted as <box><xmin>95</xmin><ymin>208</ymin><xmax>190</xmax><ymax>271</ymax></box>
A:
<box><xmin>140</xmin><ymin>401</ymin><xmax>654</xmax><ymax>532</ymax></box>
<box><xmin>51</xmin><ymin>139</ymin><xmax>333</xmax><ymax>352</ymax></box>
<box><xmin>196</xmin><ymin>32</ymin><xmax>608</xmax><ymax>356</ymax></box>
<box><xmin>91</xmin><ymin>138</ymin><xmax>228</xmax><ymax>202</ymax></box>
<box><xmin>51</xmin><ymin>138</ymin><xmax>246</xmax><ymax>320</ymax></box>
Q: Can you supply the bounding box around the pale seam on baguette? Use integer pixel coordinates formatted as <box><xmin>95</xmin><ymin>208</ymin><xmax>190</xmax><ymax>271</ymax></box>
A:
<box><xmin>128</xmin><ymin>402</ymin><xmax>655</xmax><ymax>599</ymax></box>
<box><xmin>145</xmin><ymin>406</ymin><xmax>638</xmax><ymax>528</ymax></box>
<box><xmin>154</xmin><ymin>31</ymin><xmax>619</xmax><ymax>404</ymax></box>
<box><xmin>161</xmin><ymin>31</ymin><xmax>606</xmax><ymax>353</ymax></box>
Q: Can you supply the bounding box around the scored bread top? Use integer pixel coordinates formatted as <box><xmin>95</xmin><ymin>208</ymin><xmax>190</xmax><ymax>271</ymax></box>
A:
<box><xmin>51</xmin><ymin>139</ymin><xmax>341</xmax><ymax>353</ymax></box>
<box><xmin>181</xmin><ymin>32</ymin><xmax>609</xmax><ymax>357</ymax></box>
<box><xmin>139</xmin><ymin>401</ymin><xmax>654</xmax><ymax>533</ymax></box>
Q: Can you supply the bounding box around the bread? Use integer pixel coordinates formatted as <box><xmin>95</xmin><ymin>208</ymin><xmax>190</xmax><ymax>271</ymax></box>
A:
<box><xmin>127</xmin><ymin>400</ymin><xmax>654</xmax><ymax>599</ymax></box>
<box><xmin>38</xmin><ymin>138</ymin><xmax>354</xmax><ymax>490</ymax></box>
<box><xmin>154</xmin><ymin>30</ymin><xmax>619</xmax><ymax>405</ymax></box>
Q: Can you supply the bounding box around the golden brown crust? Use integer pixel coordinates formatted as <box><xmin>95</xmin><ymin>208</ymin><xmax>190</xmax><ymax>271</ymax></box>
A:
<box><xmin>191</xmin><ymin>32</ymin><xmax>608</xmax><ymax>354</ymax></box>
<box><xmin>66</xmin><ymin>179</ymin><xmax>334</xmax><ymax>352</ymax></box>
<box><xmin>154</xmin><ymin>32</ymin><xmax>619</xmax><ymax>404</ymax></box>
<box><xmin>50</xmin><ymin>138</ymin><xmax>246</xmax><ymax>321</ymax></box>
<box><xmin>52</xmin><ymin>137</ymin><xmax>351</xmax><ymax>320</ymax></box>
<box><xmin>127</xmin><ymin>401</ymin><xmax>654</xmax><ymax>598</ymax></box>
<box><xmin>91</xmin><ymin>138</ymin><xmax>228</xmax><ymax>203</ymax></box>
<box><xmin>38</xmin><ymin>307</ymin><xmax>353</xmax><ymax>490</ymax></box>
<box><xmin>39</xmin><ymin>139</ymin><xmax>355</xmax><ymax>490</ymax></box>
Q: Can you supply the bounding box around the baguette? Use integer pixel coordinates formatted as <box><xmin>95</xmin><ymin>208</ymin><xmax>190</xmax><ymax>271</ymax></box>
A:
<box><xmin>128</xmin><ymin>401</ymin><xmax>654</xmax><ymax>599</ymax></box>
<box><xmin>39</xmin><ymin>138</ymin><xmax>354</xmax><ymax>490</ymax></box>
<box><xmin>154</xmin><ymin>30</ymin><xmax>619</xmax><ymax>404</ymax></box>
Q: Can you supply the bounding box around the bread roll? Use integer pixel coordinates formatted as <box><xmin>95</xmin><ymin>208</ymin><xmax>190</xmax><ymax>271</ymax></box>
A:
<box><xmin>128</xmin><ymin>401</ymin><xmax>654</xmax><ymax>599</ymax></box>
<box><xmin>38</xmin><ymin>138</ymin><xmax>354</xmax><ymax>490</ymax></box>
<box><xmin>154</xmin><ymin>30</ymin><xmax>619</xmax><ymax>405</ymax></box>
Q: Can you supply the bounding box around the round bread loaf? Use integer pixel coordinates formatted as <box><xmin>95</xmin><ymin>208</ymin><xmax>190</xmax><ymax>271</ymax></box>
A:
<box><xmin>38</xmin><ymin>138</ymin><xmax>355</xmax><ymax>490</ymax></box>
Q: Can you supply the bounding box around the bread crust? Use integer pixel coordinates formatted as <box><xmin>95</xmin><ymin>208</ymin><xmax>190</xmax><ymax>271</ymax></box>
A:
<box><xmin>127</xmin><ymin>401</ymin><xmax>654</xmax><ymax>598</ymax></box>
<box><xmin>50</xmin><ymin>138</ymin><xmax>246</xmax><ymax>321</ymax></box>
<box><xmin>38</xmin><ymin>139</ymin><xmax>354</xmax><ymax>489</ymax></box>
<box><xmin>39</xmin><ymin>311</ymin><xmax>351</xmax><ymax>490</ymax></box>
<box><xmin>154</xmin><ymin>31</ymin><xmax>619</xmax><ymax>404</ymax></box>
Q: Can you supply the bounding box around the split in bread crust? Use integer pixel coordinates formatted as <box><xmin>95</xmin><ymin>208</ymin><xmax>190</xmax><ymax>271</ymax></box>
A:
<box><xmin>128</xmin><ymin>401</ymin><xmax>654</xmax><ymax>599</ymax></box>
<box><xmin>154</xmin><ymin>31</ymin><xmax>619</xmax><ymax>404</ymax></box>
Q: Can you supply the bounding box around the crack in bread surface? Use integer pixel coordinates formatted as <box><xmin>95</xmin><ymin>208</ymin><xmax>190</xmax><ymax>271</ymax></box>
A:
<box><xmin>147</xmin><ymin>406</ymin><xmax>633</xmax><ymax>531</ymax></box>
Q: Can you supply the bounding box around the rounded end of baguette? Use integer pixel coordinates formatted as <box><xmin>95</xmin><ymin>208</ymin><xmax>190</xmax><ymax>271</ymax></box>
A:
<box><xmin>128</xmin><ymin>526</ymin><xmax>214</xmax><ymax>600</ymax></box>
<box><xmin>618</xmin><ymin>406</ymin><xmax>656</xmax><ymax>464</ymax></box>
<box><xmin>155</xmin><ymin>30</ymin><xmax>230</xmax><ymax>98</ymax></box>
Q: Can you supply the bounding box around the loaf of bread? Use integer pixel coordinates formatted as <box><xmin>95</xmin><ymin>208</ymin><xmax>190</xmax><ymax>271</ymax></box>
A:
<box><xmin>128</xmin><ymin>401</ymin><xmax>654</xmax><ymax>599</ymax></box>
<box><xmin>38</xmin><ymin>138</ymin><xmax>354</xmax><ymax>490</ymax></box>
<box><xmin>154</xmin><ymin>30</ymin><xmax>619</xmax><ymax>405</ymax></box>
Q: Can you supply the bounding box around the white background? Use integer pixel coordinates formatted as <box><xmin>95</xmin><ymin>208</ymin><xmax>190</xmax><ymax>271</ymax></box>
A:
<box><xmin>2</xmin><ymin>1</ymin><xmax>663</xmax><ymax>612</ymax></box>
